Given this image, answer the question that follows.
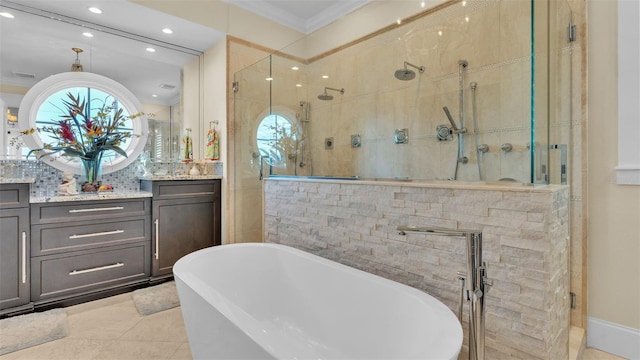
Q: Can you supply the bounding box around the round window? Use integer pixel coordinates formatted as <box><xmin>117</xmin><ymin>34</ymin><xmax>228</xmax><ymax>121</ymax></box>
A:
<box><xmin>256</xmin><ymin>113</ymin><xmax>297</xmax><ymax>168</ymax></box>
<box><xmin>18</xmin><ymin>72</ymin><xmax>148</xmax><ymax>175</ymax></box>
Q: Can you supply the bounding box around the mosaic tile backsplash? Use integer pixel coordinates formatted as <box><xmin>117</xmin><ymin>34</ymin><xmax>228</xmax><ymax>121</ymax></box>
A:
<box><xmin>0</xmin><ymin>158</ymin><xmax>223</xmax><ymax>197</ymax></box>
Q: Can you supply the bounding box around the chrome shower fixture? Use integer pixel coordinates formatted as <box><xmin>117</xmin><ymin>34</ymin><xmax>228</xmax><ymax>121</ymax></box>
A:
<box><xmin>443</xmin><ymin>106</ymin><xmax>466</xmax><ymax>134</ymax></box>
<box><xmin>318</xmin><ymin>87</ymin><xmax>344</xmax><ymax>101</ymax></box>
<box><xmin>394</xmin><ymin>61</ymin><xmax>425</xmax><ymax>81</ymax></box>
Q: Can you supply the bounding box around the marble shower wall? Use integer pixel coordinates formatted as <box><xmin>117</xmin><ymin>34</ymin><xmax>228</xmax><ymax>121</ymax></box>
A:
<box><xmin>274</xmin><ymin>0</ymin><xmax>535</xmax><ymax>183</ymax></box>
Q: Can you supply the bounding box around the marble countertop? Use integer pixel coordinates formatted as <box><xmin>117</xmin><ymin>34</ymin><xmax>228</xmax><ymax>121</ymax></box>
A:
<box><xmin>139</xmin><ymin>175</ymin><xmax>223</xmax><ymax>181</ymax></box>
<box><xmin>0</xmin><ymin>177</ymin><xmax>36</xmax><ymax>184</ymax></box>
<box><xmin>30</xmin><ymin>190</ymin><xmax>153</xmax><ymax>203</ymax></box>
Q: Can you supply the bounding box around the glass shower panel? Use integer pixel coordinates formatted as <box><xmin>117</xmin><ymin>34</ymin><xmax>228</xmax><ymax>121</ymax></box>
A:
<box><xmin>532</xmin><ymin>0</ymin><xmax>550</xmax><ymax>184</ymax></box>
<box><xmin>232</xmin><ymin>55</ymin><xmax>272</xmax><ymax>243</ymax></box>
<box><xmin>269</xmin><ymin>55</ymin><xmax>309</xmax><ymax>176</ymax></box>
<box><xmin>268</xmin><ymin>0</ymin><xmax>537</xmax><ymax>183</ymax></box>
<box><xmin>547</xmin><ymin>0</ymin><xmax>575</xmax><ymax>186</ymax></box>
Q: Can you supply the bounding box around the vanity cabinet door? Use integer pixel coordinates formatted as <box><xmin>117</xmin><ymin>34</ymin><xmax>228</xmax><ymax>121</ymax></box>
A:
<box><xmin>0</xmin><ymin>207</ymin><xmax>30</xmax><ymax>311</ymax></box>
<box><xmin>142</xmin><ymin>179</ymin><xmax>221</xmax><ymax>280</ymax></box>
<box><xmin>151</xmin><ymin>197</ymin><xmax>216</xmax><ymax>278</ymax></box>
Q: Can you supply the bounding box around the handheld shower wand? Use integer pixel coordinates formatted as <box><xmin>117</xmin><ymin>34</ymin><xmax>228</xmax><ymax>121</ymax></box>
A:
<box><xmin>443</xmin><ymin>106</ymin><xmax>466</xmax><ymax>134</ymax></box>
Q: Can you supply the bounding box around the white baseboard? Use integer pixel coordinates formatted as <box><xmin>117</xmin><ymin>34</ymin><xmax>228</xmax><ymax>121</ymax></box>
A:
<box><xmin>587</xmin><ymin>317</ymin><xmax>640</xmax><ymax>359</ymax></box>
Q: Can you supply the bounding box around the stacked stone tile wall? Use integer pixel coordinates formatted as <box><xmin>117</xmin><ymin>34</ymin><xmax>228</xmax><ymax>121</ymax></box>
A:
<box><xmin>264</xmin><ymin>179</ymin><xmax>570</xmax><ymax>360</ymax></box>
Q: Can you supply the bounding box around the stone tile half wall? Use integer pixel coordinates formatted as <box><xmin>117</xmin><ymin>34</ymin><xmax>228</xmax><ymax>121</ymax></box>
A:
<box><xmin>264</xmin><ymin>179</ymin><xmax>570</xmax><ymax>360</ymax></box>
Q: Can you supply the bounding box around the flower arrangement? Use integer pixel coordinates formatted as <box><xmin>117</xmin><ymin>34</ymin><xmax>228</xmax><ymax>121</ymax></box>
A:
<box><xmin>23</xmin><ymin>91</ymin><xmax>142</xmax><ymax>191</ymax></box>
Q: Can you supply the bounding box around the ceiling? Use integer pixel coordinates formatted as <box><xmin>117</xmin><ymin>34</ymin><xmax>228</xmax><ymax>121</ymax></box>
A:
<box><xmin>228</xmin><ymin>0</ymin><xmax>368</xmax><ymax>34</ymax></box>
<box><xmin>0</xmin><ymin>0</ymin><xmax>368</xmax><ymax>107</ymax></box>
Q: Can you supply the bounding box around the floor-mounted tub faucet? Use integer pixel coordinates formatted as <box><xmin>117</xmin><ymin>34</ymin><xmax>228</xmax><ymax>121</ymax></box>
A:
<box><xmin>397</xmin><ymin>225</ymin><xmax>492</xmax><ymax>360</ymax></box>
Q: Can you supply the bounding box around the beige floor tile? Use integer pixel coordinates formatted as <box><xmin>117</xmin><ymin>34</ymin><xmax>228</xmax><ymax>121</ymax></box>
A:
<box><xmin>65</xmin><ymin>293</ymin><xmax>132</xmax><ymax>316</ymax></box>
<box><xmin>0</xmin><ymin>338</ymin><xmax>109</xmax><ymax>360</ymax></box>
<box><xmin>121</xmin><ymin>307</ymin><xmax>188</xmax><ymax>342</ymax></box>
<box><xmin>92</xmin><ymin>339</ymin><xmax>183</xmax><ymax>360</ymax></box>
<box><xmin>67</xmin><ymin>301</ymin><xmax>142</xmax><ymax>340</ymax></box>
<box><xmin>169</xmin><ymin>342</ymin><xmax>193</xmax><ymax>360</ymax></box>
<box><xmin>583</xmin><ymin>347</ymin><xmax>627</xmax><ymax>360</ymax></box>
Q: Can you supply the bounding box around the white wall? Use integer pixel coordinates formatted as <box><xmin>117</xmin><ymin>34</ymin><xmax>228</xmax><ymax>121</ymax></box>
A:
<box><xmin>202</xmin><ymin>38</ymin><xmax>228</xmax><ymax>243</ymax></box>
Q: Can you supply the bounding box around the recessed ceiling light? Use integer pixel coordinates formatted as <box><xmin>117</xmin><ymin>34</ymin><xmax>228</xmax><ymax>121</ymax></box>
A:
<box><xmin>296</xmin><ymin>84</ymin><xmax>302</xmax><ymax>87</ymax></box>
<box><xmin>162</xmin><ymin>28</ymin><xmax>173</xmax><ymax>34</ymax></box>
<box><xmin>146</xmin><ymin>47</ymin><xmax>156</xmax><ymax>53</ymax></box>
<box><xmin>82</xmin><ymin>32</ymin><xmax>94</xmax><ymax>38</ymax></box>
<box><xmin>266</xmin><ymin>77</ymin><xmax>273</xmax><ymax>81</ymax></box>
<box><xmin>291</xmin><ymin>66</ymin><xmax>299</xmax><ymax>71</ymax></box>
<box><xmin>152</xmin><ymin>94</ymin><xmax>158</xmax><ymax>98</ymax></box>
<box><xmin>0</xmin><ymin>12</ymin><xmax>15</xmax><ymax>18</ymax></box>
<box><xmin>322</xmin><ymin>75</ymin><xmax>329</xmax><ymax>79</ymax></box>
<box><xmin>88</xmin><ymin>7</ymin><xmax>102</xmax><ymax>14</ymax></box>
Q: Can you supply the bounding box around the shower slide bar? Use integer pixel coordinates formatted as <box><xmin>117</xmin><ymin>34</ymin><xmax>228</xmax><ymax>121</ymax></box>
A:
<box><xmin>397</xmin><ymin>225</ymin><xmax>492</xmax><ymax>360</ymax></box>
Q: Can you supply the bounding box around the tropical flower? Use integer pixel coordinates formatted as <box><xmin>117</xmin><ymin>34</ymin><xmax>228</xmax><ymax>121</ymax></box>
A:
<box><xmin>23</xmin><ymin>92</ymin><xmax>143</xmax><ymax>185</ymax></box>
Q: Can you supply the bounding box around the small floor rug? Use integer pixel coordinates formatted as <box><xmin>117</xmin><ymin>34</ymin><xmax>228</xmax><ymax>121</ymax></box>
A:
<box><xmin>132</xmin><ymin>281</ymin><xmax>180</xmax><ymax>316</ymax></box>
<box><xmin>0</xmin><ymin>308</ymin><xmax>69</xmax><ymax>355</ymax></box>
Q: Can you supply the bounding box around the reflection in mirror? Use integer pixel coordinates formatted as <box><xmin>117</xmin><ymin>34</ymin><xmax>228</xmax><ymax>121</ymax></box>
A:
<box><xmin>18</xmin><ymin>72</ymin><xmax>149</xmax><ymax>176</ymax></box>
<box><xmin>0</xmin><ymin>0</ymin><xmax>222</xmax><ymax>163</ymax></box>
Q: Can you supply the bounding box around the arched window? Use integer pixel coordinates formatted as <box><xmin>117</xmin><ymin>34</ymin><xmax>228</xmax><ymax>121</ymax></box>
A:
<box><xmin>18</xmin><ymin>72</ymin><xmax>148</xmax><ymax>175</ymax></box>
<box><xmin>256</xmin><ymin>113</ymin><xmax>297</xmax><ymax>168</ymax></box>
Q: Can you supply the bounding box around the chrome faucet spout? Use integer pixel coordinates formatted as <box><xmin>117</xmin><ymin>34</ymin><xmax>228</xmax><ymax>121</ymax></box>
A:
<box><xmin>397</xmin><ymin>225</ymin><xmax>475</xmax><ymax>237</ymax></box>
<box><xmin>397</xmin><ymin>225</ymin><xmax>488</xmax><ymax>360</ymax></box>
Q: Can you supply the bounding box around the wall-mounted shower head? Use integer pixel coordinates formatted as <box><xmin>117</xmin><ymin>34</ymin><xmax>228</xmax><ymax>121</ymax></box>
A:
<box><xmin>318</xmin><ymin>87</ymin><xmax>344</xmax><ymax>101</ymax></box>
<box><xmin>394</xmin><ymin>61</ymin><xmax>425</xmax><ymax>81</ymax></box>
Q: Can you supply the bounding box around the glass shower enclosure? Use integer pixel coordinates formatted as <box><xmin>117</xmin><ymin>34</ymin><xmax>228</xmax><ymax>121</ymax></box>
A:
<box><xmin>231</xmin><ymin>0</ymin><xmax>575</xmax><ymax>244</ymax></box>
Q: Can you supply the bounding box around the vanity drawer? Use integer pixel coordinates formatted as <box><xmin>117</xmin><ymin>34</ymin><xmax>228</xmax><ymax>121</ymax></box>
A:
<box><xmin>31</xmin><ymin>216</ymin><xmax>150</xmax><ymax>256</ymax></box>
<box><xmin>140</xmin><ymin>180</ymin><xmax>219</xmax><ymax>200</ymax></box>
<box><xmin>31</xmin><ymin>242</ymin><xmax>150</xmax><ymax>301</ymax></box>
<box><xmin>31</xmin><ymin>198</ymin><xmax>150</xmax><ymax>224</ymax></box>
<box><xmin>0</xmin><ymin>184</ymin><xmax>29</xmax><ymax>209</ymax></box>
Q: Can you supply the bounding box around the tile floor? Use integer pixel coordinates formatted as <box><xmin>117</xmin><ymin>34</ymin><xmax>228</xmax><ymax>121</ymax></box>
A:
<box><xmin>0</xmin><ymin>293</ymin><xmax>190</xmax><ymax>360</ymax></box>
<box><xmin>0</xmin><ymin>291</ymin><xmax>628</xmax><ymax>360</ymax></box>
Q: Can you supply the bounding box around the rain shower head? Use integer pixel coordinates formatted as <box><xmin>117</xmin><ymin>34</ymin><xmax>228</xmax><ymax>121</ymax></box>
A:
<box><xmin>394</xmin><ymin>61</ymin><xmax>425</xmax><ymax>81</ymax></box>
<box><xmin>318</xmin><ymin>87</ymin><xmax>344</xmax><ymax>101</ymax></box>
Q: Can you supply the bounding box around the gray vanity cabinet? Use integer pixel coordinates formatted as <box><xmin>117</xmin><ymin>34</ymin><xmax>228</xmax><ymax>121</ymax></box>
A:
<box><xmin>140</xmin><ymin>179</ymin><xmax>221</xmax><ymax>280</ymax></box>
<box><xmin>0</xmin><ymin>184</ymin><xmax>31</xmax><ymax>314</ymax></box>
<box><xmin>30</xmin><ymin>198</ymin><xmax>151</xmax><ymax>304</ymax></box>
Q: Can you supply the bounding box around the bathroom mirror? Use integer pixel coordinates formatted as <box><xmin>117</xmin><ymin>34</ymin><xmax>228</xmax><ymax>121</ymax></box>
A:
<box><xmin>0</xmin><ymin>0</ymin><xmax>222</xmax><ymax>163</ymax></box>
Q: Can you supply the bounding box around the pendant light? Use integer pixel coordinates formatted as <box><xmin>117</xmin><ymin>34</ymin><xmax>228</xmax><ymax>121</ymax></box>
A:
<box><xmin>71</xmin><ymin>48</ymin><xmax>83</xmax><ymax>72</ymax></box>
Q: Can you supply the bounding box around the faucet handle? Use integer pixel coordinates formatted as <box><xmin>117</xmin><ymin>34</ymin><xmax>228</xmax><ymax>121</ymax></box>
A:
<box><xmin>480</xmin><ymin>261</ymin><xmax>493</xmax><ymax>292</ymax></box>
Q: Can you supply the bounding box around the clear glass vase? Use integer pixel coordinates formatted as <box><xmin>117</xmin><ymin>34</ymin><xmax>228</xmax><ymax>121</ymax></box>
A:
<box><xmin>81</xmin><ymin>153</ymin><xmax>103</xmax><ymax>191</ymax></box>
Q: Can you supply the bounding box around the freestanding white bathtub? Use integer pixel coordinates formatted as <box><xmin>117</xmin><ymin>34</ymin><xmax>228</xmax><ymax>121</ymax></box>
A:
<box><xmin>174</xmin><ymin>243</ymin><xmax>462</xmax><ymax>360</ymax></box>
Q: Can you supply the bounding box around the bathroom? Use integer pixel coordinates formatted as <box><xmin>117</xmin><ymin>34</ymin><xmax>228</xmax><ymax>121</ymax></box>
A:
<box><xmin>1</xmin><ymin>0</ymin><xmax>638</xmax><ymax>359</ymax></box>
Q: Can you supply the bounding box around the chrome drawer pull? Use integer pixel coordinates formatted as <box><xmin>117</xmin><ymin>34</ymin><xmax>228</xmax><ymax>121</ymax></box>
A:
<box><xmin>69</xmin><ymin>229</ymin><xmax>124</xmax><ymax>239</ymax></box>
<box><xmin>69</xmin><ymin>262</ymin><xmax>124</xmax><ymax>275</ymax></box>
<box><xmin>21</xmin><ymin>231</ymin><xmax>27</xmax><ymax>284</ymax></box>
<box><xmin>69</xmin><ymin>206</ymin><xmax>125</xmax><ymax>213</ymax></box>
